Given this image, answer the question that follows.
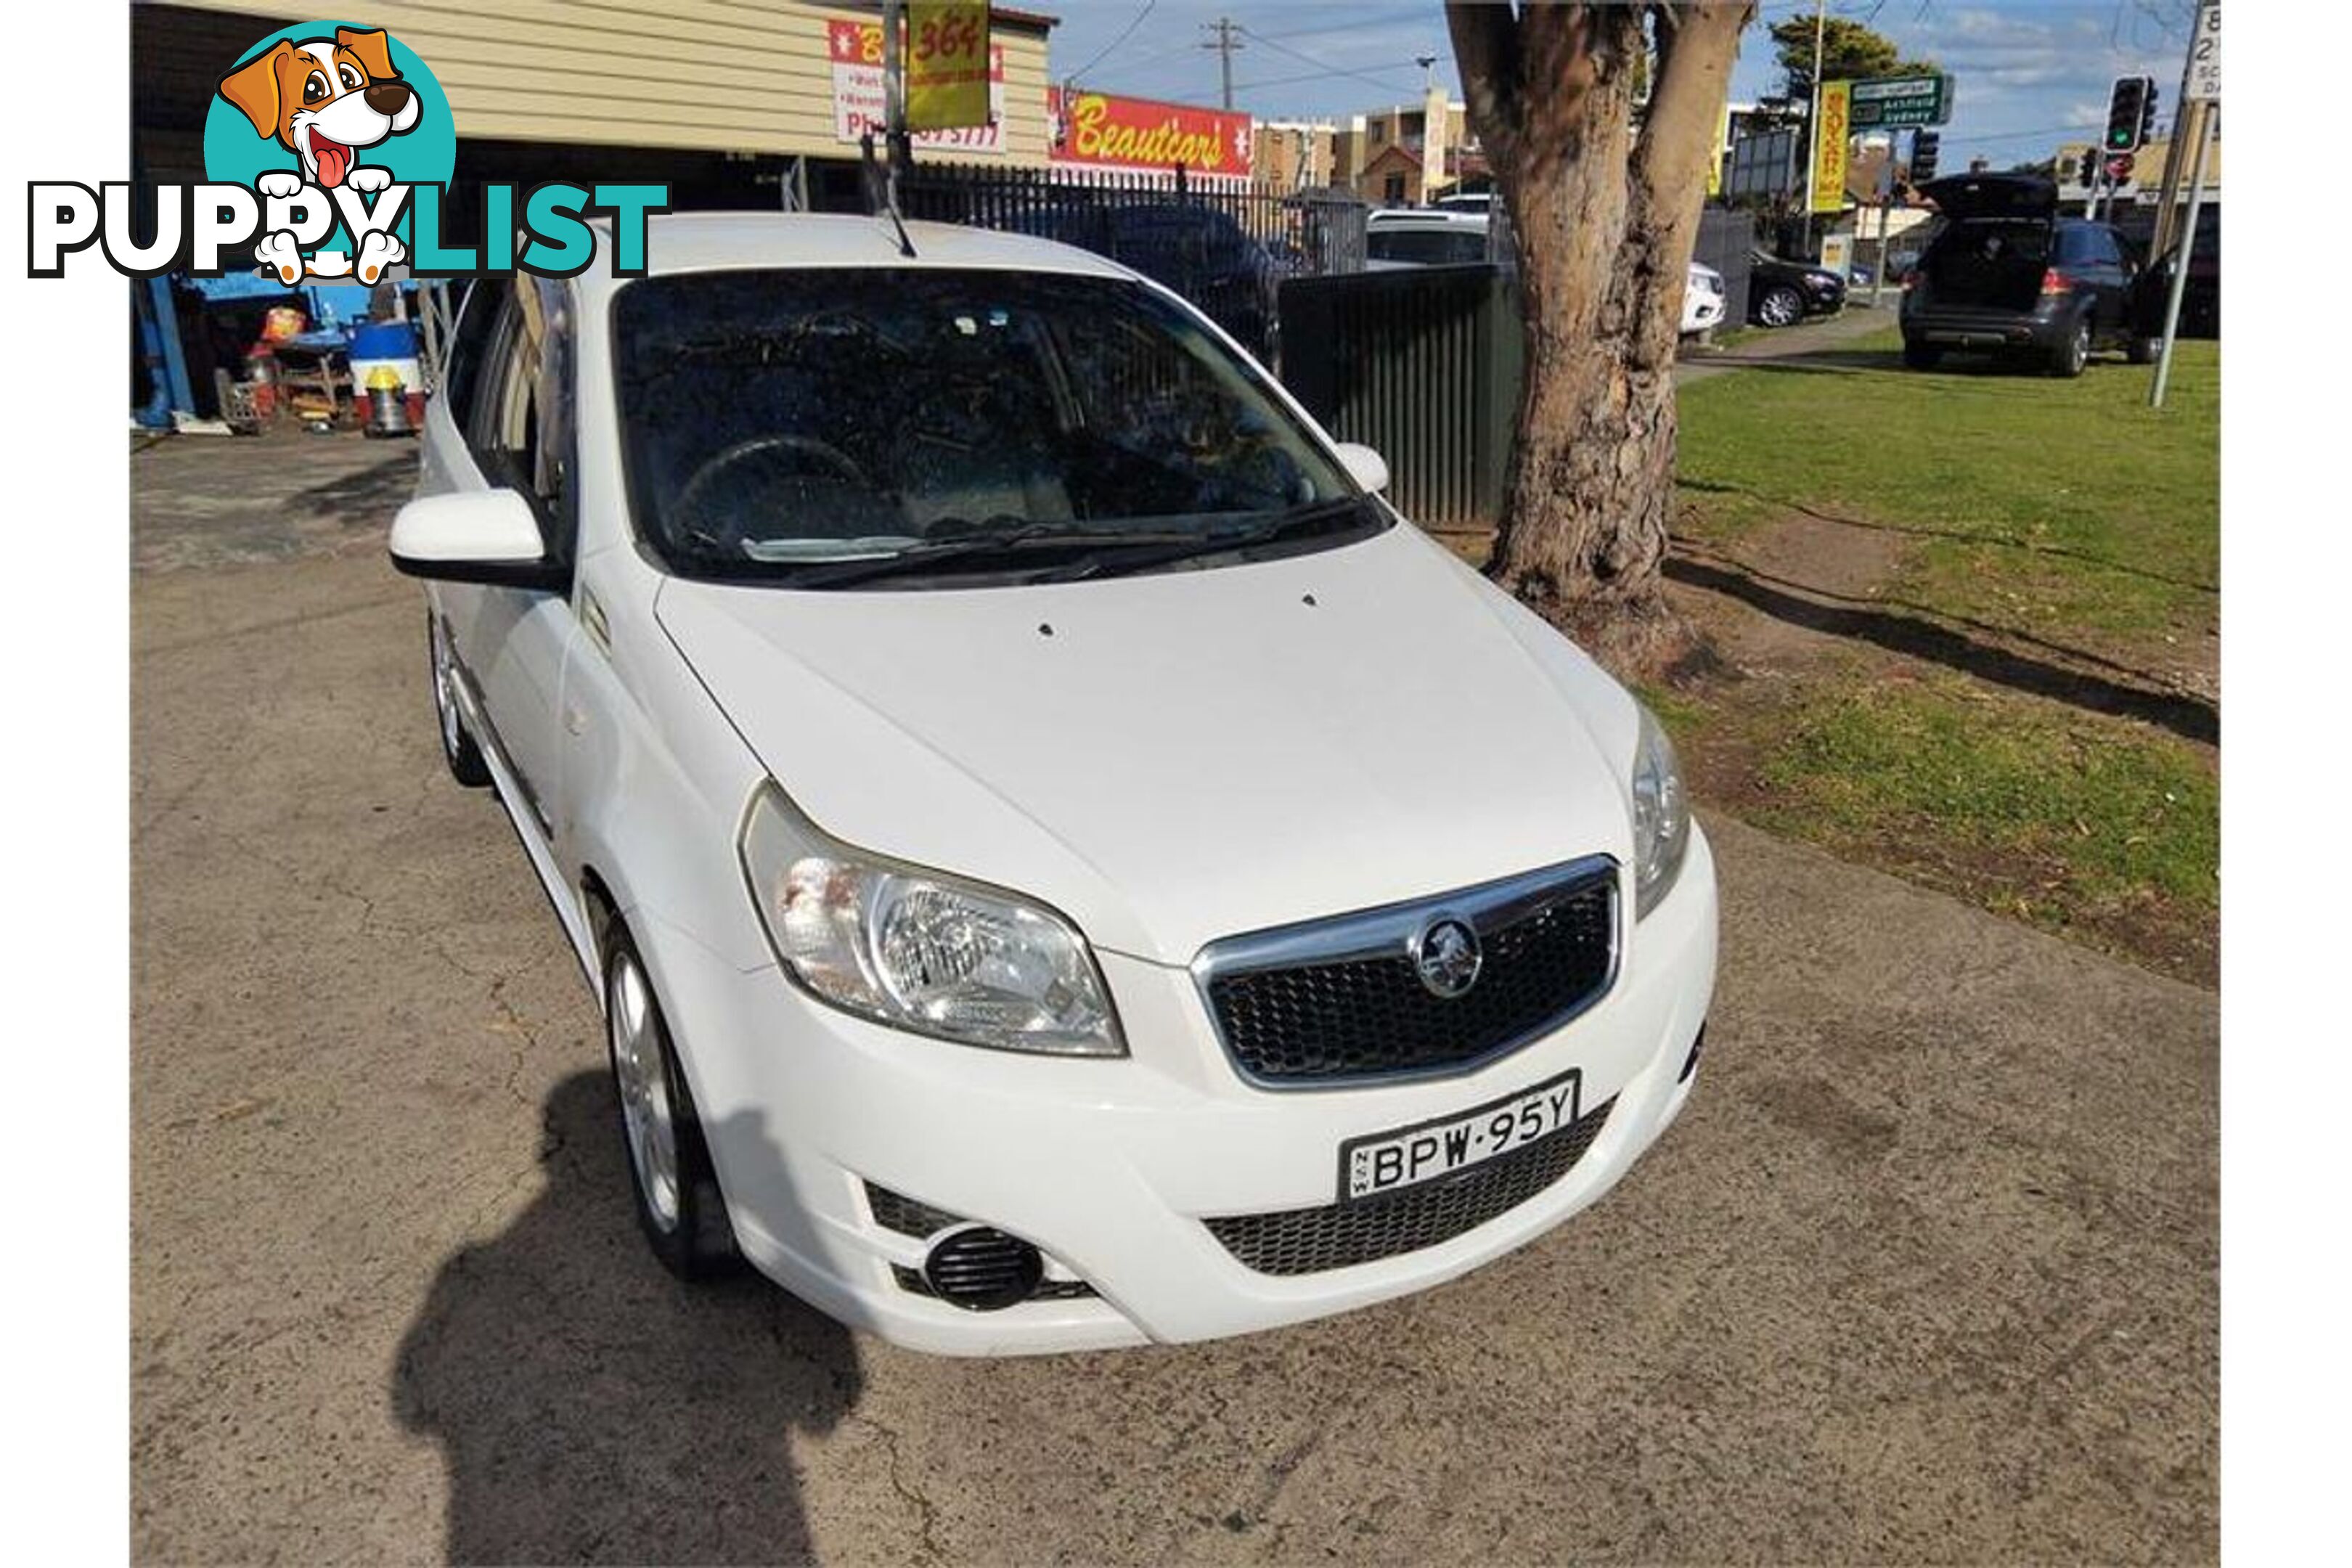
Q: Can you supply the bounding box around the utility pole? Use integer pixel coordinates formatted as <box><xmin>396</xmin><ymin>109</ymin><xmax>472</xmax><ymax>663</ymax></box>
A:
<box><xmin>1202</xmin><ymin>17</ymin><xmax>1244</xmax><ymax>113</ymax></box>
<box><xmin>1800</xmin><ymin>0</ymin><xmax>1826</xmax><ymax>253</ymax></box>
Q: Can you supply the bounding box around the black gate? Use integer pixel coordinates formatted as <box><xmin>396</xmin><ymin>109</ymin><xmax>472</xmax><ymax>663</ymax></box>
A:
<box><xmin>1276</xmin><ymin>265</ymin><xmax>1522</xmax><ymax>534</ymax></box>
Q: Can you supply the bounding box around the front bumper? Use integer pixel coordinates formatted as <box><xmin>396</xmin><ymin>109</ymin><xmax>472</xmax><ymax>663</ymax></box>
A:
<box><xmin>642</xmin><ymin>830</ymin><xmax>1718</xmax><ymax>1356</ymax></box>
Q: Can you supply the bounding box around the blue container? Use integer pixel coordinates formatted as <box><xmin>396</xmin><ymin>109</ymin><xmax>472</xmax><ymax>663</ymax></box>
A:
<box><xmin>348</xmin><ymin>321</ymin><xmax>419</xmax><ymax>360</ymax></box>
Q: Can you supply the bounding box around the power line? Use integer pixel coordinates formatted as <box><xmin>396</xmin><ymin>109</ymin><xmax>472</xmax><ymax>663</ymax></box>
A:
<box><xmin>1236</xmin><ymin>24</ymin><xmax>1425</xmax><ymax>99</ymax></box>
<box><xmin>1067</xmin><ymin>0</ymin><xmax>1156</xmax><ymax>84</ymax></box>
<box><xmin>1231</xmin><ymin>60</ymin><xmax>1447</xmax><ymax>97</ymax></box>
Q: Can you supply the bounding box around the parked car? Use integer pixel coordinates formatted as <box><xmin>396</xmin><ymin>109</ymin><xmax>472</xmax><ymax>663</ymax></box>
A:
<box><xmin>1369</xmin><ymin>210</ymin><xmax>1723</xmax><ymax>335</ymax></box>
<box><xmin>390</xmin><ymin>215</ymin><xmax>1718</xmax><ymax>1355</ymax></box>
<box><xmin>2128</xmin><ymin>205</ymin><xmax>2220</xmax><ymax>341</ymax></box>
<box><xmin>1900</xmin><ymin>173</ymin><xmax>2157</xmax><ymax>375</ymax></box>
<box><xmin>1014</xmin><ymin>201</ymin><xmax>1289</xmax><ymax>362</ymax></box>
<box><xmin>1365</xmin><ymin>208</ymin><xmax>1491</xmax><ymax>267</ymax></box>
<box><xmin>1683</xmin><ymin>262</ymin><xmax>1728</xmax><ymax>335</ymax></box>
<box><xmin>1746</xmin><ymin>249</ymin><xmax>1847</xmax><ymax>326</ymax></box>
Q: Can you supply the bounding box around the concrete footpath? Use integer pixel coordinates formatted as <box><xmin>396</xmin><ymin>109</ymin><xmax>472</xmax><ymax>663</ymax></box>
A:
<box><xmin>1677</xmin><ymin>302</ymin><xmax>1899</xmax><ymax>383</ymax></box>
<box><xmin>130</xmin><ymin>435</ymin><xmax>2214</xmax><ymax>1564</ymax></box>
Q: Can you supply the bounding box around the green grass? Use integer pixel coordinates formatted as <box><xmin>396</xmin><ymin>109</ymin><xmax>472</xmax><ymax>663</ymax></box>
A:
<box><xmin>1662</xmin><ymin>327</ymin><xmax>2220</xmax><ymax>977</ymax></box>
<box><xmin>1749</xmin><ymin>674</ymin><xmax>2217</xmax><ymax>917</ymax></box>
<box><xmin>1675</xmin><ymin>330</ymin><xmax>2219</xmax><ymax>640</ymax></box>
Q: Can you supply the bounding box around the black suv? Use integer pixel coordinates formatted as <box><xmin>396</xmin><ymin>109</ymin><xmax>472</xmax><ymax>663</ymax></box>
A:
<box><xmin>1899</xmin><ymin>173</ymin><xmax>2158</xmax><ymax>375</ymax></box>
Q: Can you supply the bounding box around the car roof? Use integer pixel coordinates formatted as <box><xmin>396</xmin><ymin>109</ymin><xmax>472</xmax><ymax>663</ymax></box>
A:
<box><xmin>579</xmin><ymin>212</ymin><xmax>1135</xmax><ymax>301</ymax></box>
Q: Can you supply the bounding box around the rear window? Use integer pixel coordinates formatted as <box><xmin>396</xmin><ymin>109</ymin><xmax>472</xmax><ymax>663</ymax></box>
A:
<box><xmin>1365</xmin><ymin>227</ymin><xmax>1489</xmax><ymax>266</ymax></box>
<box><xmin>1928</xmin><ymin>219</ymin><xmax>2051</xmax><ymax>266</ymax></box>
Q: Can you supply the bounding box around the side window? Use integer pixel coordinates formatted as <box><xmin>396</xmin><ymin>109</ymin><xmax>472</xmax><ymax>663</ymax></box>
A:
<box><xmin>2055</xmin><ymin>226</ymin><xmax>2099</xmax><ymax>266</ymax></box>
<box><xmin>439</xmin><ymin>277</ymin><xmax>507</xmax><ymax>434</ymax></box>
<box><xmin>464</xmin><ymin>278</ymin><xmax>579</xmax><ymax>564</ymax></box>
<box><xmin>2091</xmin><ymin>227</ymin><xmax>2126</xmax><ymax>266</ymax></box>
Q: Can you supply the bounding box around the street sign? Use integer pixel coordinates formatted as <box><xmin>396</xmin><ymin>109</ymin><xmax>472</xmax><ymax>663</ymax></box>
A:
<box><xmin>1810</xmin><ymin>79</ymin><xmax>1851</xmax><ymax>213</ymax></box>
<box><xmin>2187</xmin><ymin>1</ymin><xmax>2220</xmax><ymax>102</ymax></box>
<box><xmin>1845</xmin><ymin>73</ymin><xmax>1956</xmax><ymax>130</ymax></box>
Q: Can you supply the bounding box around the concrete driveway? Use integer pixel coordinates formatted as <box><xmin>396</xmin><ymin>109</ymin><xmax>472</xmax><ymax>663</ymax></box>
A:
<box><xmin>131</xmin><ymin>433</ymin><xmax>2216</xmax><ymax>1564</ymax></box>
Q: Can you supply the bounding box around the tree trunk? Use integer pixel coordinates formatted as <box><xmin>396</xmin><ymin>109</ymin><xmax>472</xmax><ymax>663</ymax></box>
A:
<box><xmin>1447</xmin><ymin>2</ymin><xmax>1752</xmax><ymax>671</ymax></box>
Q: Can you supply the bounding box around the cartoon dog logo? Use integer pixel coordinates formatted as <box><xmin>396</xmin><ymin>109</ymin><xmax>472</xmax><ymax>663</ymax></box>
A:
<box><xmin>217</xmin><ymin>27</ymin><xmax>417</xmax><ymax>283</ymax></box>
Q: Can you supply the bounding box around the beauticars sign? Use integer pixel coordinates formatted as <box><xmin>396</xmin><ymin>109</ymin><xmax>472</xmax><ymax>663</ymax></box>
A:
<box><xmin>1048</xmin><ymin>89</ymin><xmax>1253</xmax><ymax>181</ymax></box>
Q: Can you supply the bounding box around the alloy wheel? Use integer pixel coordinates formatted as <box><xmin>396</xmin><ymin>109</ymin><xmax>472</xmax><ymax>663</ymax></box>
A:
<box><xmin>1759</xmin><ymin>287</ymin><xmax>1801</xmax><ymax>327</ymax></box>
<box><xmin>430</xmin><ymin>616</ymin><xmax>463</xmax><ymax>759</ymax></box>
<box><xmin>608</xmin><ymin>952</ymin><xmax>682</xmax><ymax>1233</ymax></box>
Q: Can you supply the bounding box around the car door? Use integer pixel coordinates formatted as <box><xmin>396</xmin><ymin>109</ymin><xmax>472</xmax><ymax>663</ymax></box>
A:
<box><xmin>2056</xmin><ymin>224</ymin><xmax>2130</xmax><ymax>335</ymax></box>
<box><xmin>444</xmin><ymin>275</ymin><xmax>584</xmax><ymax>845</ymax></box>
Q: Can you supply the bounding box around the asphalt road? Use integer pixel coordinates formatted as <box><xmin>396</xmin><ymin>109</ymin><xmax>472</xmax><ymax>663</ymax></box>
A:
<box><xmin>131</xmin><ymin>433</ymin><xmax>2216</xmax><ymax>1564</ymax></box>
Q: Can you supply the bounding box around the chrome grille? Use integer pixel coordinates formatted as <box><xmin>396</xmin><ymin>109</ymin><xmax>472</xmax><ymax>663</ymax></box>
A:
<box><xmin>1196</xmin><ymin>858</ymin><xmax>1618</xmax><ymax>1086</ymax></box>
<box><xmin>1204</xmin><ymin>1095</ymin><xmax>1615</xmax><ymax>1275</ymax></box>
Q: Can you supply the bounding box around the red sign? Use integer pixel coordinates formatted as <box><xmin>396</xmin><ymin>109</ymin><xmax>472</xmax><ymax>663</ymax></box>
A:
<box><xmin>2105</xmin><ymin>152</ymin><xmax>2136</xmax><ymax>181</ymax></box>
<box><xmin>826</xmin><ymin>17</ymin><xmax>1006</xmax><ymax>154</ymax></box>
<box><xmin>1048</xmin><ymin>89</ymin><xmax>1253</xmax><ymax>178</ymax></box>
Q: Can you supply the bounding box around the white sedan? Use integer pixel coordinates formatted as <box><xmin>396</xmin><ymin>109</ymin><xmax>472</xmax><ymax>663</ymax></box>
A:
<box><xmin>391</xmin><ymin>214</ymin><xmax>1718</xmax><ymax>1355</ymax></box>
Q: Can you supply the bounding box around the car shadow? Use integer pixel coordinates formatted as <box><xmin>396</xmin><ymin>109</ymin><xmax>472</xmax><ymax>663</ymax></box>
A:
<box><xmin>287</xmin><ymin>453</ymin><xmax>418</xmax><ymax>523</ymax></box>
<box><xmin>1674</xmin><ymin>478</ymin><xmax>2219</xmax><ymax>599</ymax></box>
<box><xmin>1666</xmin><ymin>549</ymin><xmax>2218</xmax><ymax>744</ymax></box>
<box><xmin>393</xmin><ymin>1072</ymin><xmax>862</xmax><ymax>1565</ymax></box>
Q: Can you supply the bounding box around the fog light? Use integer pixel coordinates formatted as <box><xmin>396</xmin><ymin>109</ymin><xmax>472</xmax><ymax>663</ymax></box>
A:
<box><xmin>921</xmin><ymin>1225</ymin><xmax>1045</xmax><ymax>1311</ymax></box>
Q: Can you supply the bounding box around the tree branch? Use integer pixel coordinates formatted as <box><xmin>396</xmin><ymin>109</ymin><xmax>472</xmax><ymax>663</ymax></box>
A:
<box><xmin>1445</xmin><ymin>1</ymin><xmax>1524</xmax><ymax>163</ymax></box>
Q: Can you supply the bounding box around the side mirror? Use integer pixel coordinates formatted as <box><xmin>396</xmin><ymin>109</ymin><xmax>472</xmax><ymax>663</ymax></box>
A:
<box><xmin>1334</xmin><ymin>441</ymin><xmax>1390</xmax><ymax>496</ymax></box>
<box><xmin>389</xmin><ymin>491</ymin><xmax>566</xmax><ymax>592</ymax></box>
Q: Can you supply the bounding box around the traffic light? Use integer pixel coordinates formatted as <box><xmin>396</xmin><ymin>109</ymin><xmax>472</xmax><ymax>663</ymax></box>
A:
<box><xmin>2104</xmin><ymin>76</ymin><xmax>2155</xmax><ymax>152</ymax></box>
<box><xmin>1911</xmin><ymin>130</ymin><xmax>1940</xmax><ymax>184</ymax></box>
<box><xmin>2078</xmin><ymin>146</ymin><xmax>2100</xmax><ymax>187</ymax></box>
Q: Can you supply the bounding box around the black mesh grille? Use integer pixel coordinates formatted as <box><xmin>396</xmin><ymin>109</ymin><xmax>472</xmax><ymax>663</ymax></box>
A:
<box><xmin>894</xmin><ymin>1266</ymin><xmax>1097</xmax><ymax>1302</ymax></box>
<box><xmin>1204</xmin><ymin>1095</ymin><xmax>1615</xmax><ymax>1275</ymax></box>
<box><xmin>1206</xmin><ymin>874</ymin><xmax>1615</xmax><ymax>1084</ymax></box>
<box><xmin>865</xmin><ymin>1182</ymin><xmax>965</xmax><ymax>1240</ymax></box>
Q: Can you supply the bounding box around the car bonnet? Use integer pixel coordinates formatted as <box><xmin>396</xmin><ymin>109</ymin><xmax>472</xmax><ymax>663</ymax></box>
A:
<box><xmin>653</xmin><ymin>526</ymin><xmax>1635</xmax><ymax>967</ymax></box>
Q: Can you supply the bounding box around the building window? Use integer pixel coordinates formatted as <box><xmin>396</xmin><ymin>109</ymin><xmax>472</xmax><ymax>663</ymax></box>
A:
<box><xmin>1384</xmin><ymin>172</ymin><xmax>1408</xmax><ymax>203</ymax></box>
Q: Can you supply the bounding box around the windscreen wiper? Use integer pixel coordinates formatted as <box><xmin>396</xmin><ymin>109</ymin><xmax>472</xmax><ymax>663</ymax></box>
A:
<box><xmin>1036</xmin><ymin>496</ymin><xmax>1374</xmax><ymax>582</ymax></box>
<box><xmin>787</xmin><ymin>526</ymin><xmax>1205</xmax><ymax>589</ymax></box>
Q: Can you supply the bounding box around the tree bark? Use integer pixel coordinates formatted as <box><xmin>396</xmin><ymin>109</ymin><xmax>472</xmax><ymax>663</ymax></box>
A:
<box><xmin>1447</xmin><ymin>1</ymin><xmax>1752</xmax><ymax>669</ymax></box>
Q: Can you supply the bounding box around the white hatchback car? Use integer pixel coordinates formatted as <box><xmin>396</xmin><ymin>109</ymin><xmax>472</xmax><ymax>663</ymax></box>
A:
<box><xmin>392</xmin><ymin>214</ymin><xmax>1717</xmax><ymax>1355</ymax></box>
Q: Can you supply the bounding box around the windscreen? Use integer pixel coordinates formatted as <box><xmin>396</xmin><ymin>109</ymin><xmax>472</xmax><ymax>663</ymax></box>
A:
<box><xmin>611</xmin><ymin>268</ymin><xmax>1369</xmax><ymax>584</ymax></box>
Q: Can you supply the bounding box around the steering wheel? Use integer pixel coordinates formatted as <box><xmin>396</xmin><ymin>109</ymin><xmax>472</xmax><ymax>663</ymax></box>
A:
<box><xmin>669</xmin><ymin>434</ymin><xmax>873</xmax><ymax>546</ymax></box>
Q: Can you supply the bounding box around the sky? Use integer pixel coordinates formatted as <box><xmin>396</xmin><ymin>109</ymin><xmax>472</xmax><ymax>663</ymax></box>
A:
<box><xmin>1042</xmin><ymin>0</ymin><xmax>2202</xmax><ymax>171</ymax></box>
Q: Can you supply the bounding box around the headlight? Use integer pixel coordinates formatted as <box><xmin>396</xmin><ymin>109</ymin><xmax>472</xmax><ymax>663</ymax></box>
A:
<box><xmin>1630</xmin><ymin>705</ymin><xmax>1691</xmax><ymax>919</ymax></box>
<box><xmin>738</xmin><ymin>784</ymin><xmax>1124</xmax><ymax>1057</ymax></box>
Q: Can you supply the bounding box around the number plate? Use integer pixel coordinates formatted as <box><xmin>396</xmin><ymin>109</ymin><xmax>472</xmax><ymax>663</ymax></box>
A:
<box><xmin>1339</xmin><ymin>1069</ymin><xmax>1583</xmax><ymax>1203</ymax></box>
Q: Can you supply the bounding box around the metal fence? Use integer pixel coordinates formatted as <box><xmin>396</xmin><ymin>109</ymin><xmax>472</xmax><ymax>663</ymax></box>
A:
<box><xmin>872</xmin><ymin>161</ymin><xmax>1368</xmax><ymax>363</ymax></box>
<box><xmin>1277</xmin><ymin>264</ymin><xmax>1524</xmax><ymax>535</ymax></box>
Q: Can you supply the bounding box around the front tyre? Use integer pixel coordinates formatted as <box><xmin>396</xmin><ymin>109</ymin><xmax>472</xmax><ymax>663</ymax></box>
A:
<box><xmin>2126</xmin><ymin>333</ymin><xmax>2161</xmax><ymax>365</ymax></box>
<box><xmin>1902</xmin><ymin>338</ymin><xmax>1944</xmax><ymax>370</ymax></box>
<box><xmin>428</xmin><ymin>612</ymin><xmax>491</xmax><ymax>788</ymax></box>
<box><xmin>604</xmin><ymin>923</ymin><xmax>740</xmax><ymax>1280</ymax></box>
<box><xmin>1755</xmin><ymin>285</ymin><xmax>1805</xmax><ymax>328</ymax></box>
